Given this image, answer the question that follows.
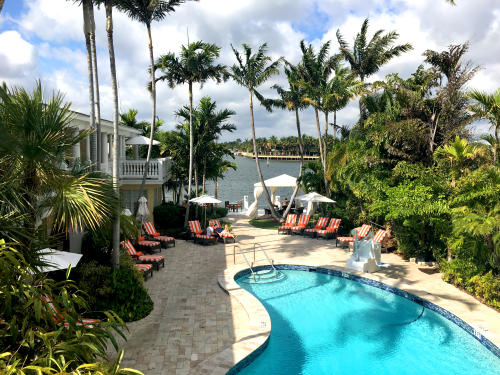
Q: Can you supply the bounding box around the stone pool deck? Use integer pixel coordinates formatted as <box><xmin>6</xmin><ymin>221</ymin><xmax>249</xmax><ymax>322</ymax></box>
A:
<box><xmin>109</xmin><ymin>216</ymin><xmax>500</xmax><ymax>375</ymax></box>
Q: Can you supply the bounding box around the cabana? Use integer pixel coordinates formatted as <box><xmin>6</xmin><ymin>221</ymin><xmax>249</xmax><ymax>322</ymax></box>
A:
<box><xmin>247</xmin><ymin>174</ymin><xmax>301</xmax><ymax>218</ymax></box>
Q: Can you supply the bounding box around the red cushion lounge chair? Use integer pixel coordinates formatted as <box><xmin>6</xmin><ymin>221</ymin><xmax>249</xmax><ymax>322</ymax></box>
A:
<box><xmin>337</xmin><ymin>224</ymin><xmax>371</xmax><ymax>247</ymax></box>
<box><xmin>134</xmin><ymin>233</ymin><xmax>161</xmax><ymax>253</ymax></box>
<box><xmin>188</xmin><ymin>220</ymin><xmax>216</xmax><ymax>245</ymax></box>
<box><xmin>208</xmin><ymin>219</ymin><xmax>221</xmax><ymax>228</ymax></box>
<box><xmin>303</xmin><ymin>217</ymin><xmax>329</xmax><ymax>237</ymax></box>
<box><xmin>291</xmin><ymin>214</ymin><xmax>310</xmax><ymax>234</ymax></box>
<box><xmin>42</xmin><ymin>295</ymin><xmax>100</xmax><ymax>329</ymax></box>
<box><xmin>135</xmin><ymin>263</ymin><xmax>154</xmax><ymax>279</ymax></box>
<box><xmin>143</xmin><ymin>221</ymin><xmax>175</xmax><ymax>248</ymax></box>
<box><xmin>373</xmin><ymin>229</ymin><xmax>389</xmax><ymax>252</ymax></box>
<box><xmin>209</xmin><ymin>219</ymin><xmax>236</xmax><ymax>243</ymax></box>
<box><xmin>122</xmin><ymin>240</ymin><xmax>165</xmax><ymax>271</ymax></box>
<box><xmin>317</xmin><ymin>218</ymin><xmax>342</xmax><ymax>239</ymax></box>
<box><xmin>278</xmin><ymin>214</ymin><xmax>297</xmax><ymax>234</ymax></box>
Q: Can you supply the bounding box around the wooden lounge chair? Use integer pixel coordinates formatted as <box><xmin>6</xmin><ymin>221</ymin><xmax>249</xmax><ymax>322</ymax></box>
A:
<box><xmin>317</xmin><ymin>218</ymin><xmax>342</xmax><ymax>240</ymax></box>
<box><xmin>303</xmin><ymin>217</ymin><xmax>329</xmax><ymax>238</ymax></box>
<box><xmin>291</xmin><ymin>214</ymin><xmax>310</xmax><ymax>235</ymax></box>
<box><xmin>337</xmin><ymin>224</ymin><xmax>371</xmax><ymax>247</ymax></box>
<box><xmin>188</xmin><ymin>220</ymin><xmax>216</xmax><ymax>245</ymax></box>
<box><xmin>143</xmin><ymin>221</ymin><xmax>175</xmax><ymax>248</ymax></box>
<box><xmin>122</xmin><ymin>240</ymin><xmax>165</xmax><ymax>271</ymax></box>
<box><xmin>278</xmin><ymin>214</ymin><xmax>297</xmax><ymax>234</ymax></box>
<box><xmin>42</xmin><ymin>295</ymin><xmax>100</xmax><ymax>329</ymax></box>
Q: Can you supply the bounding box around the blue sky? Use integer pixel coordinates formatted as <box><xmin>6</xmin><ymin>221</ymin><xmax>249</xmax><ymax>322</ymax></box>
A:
<box><xmin>1</xmin><ymin>0</ymin><xmax>499</xmax><ymax>140</ymax></box>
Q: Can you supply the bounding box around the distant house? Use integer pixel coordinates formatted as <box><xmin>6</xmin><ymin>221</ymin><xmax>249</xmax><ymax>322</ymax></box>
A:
<box><xmin>70</xmin><ymin>111</ymin><xmax>171</xmax><ymax>216</ymax></box>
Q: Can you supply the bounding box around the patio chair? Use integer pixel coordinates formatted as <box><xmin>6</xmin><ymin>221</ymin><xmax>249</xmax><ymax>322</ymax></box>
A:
<box><xmin>209</xmin><ymin>219</ymin><xmax>236</xmax><ymax>243</ymax></box>
<box><xmin>135</xmin><ymin>263</ymin><xmax>154</xmax><ymax>279</ymax></box>
<box><xmin>143</xmin><ymin>221</ymin><xmax>175</xmax><ymax>248</ymax></box>
<box><xmin>134</xmin><ymin>233</ymin><xmax>161</xmax><ymax>254</ymax></box>
<box><xmin>373</xmin><ymin>229</ymin><xmax>389</xmax><ymax>252</ymax></box>
<box><xmin>337</xmin><ymin>224</ymin><xmax>371</xmax><ymax>247</ymax></box>
<box><xmin>42</xmin><ymin>295</ymin><xmax>100</xmax><ymax>329</ymax></box>
<box><xmin>188</xmin><ymin>220</ymin><xmax>216</xmax><ymax>245</ymax></box>
<box><xmin>121</xmin><ymin>240</ymin><xmax>165</xmax><ymax>271</ymax></box>
<box><xmin>291</xmin><ymin>214</ymin><xmax>310</xmax><ymax>235</ymax></box>
<box><xmin>278</xmin><ymin>214</ymin><xmax>297</xmax><ymax>234</ymax></box>
<box><xmin>317</xmin><ymin>218</ymin><xmax>342</xmax><ymax>240</ymax></box>
<box><xmin>303</xmin><ymin>217</ymin><xmax>329</xmax><ymax>238</ymax></box>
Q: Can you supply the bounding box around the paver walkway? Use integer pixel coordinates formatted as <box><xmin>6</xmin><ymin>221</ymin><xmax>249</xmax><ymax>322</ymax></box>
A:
<box><xmin>109</xmin><ymin>216</ymin><xmax>500</xmax><ymax>375</ymax></box>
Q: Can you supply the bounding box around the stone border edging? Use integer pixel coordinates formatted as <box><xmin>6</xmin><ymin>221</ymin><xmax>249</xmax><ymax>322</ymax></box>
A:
<box><xmin>189</xmin><ymin>263</ymin><xmax>271</xmax><ymax>375</ymax></box>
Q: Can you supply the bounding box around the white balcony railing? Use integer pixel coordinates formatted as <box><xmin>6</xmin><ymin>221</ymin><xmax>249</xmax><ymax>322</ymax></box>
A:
<box><xmin>119</xmin><ymin>158</ymin><xmax>170</xmax><ymax>182</ymax></box>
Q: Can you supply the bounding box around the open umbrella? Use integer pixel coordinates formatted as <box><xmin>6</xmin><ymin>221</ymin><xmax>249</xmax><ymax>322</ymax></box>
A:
<box><xmin>125</xmin><ymin>135</ymin><xmax>160</xmax><ymax>145</ymax></box>
<box><xmin>189</xmin><ymin>195</ymin><xmax>222</xmax><ymax>227</ymax></box>
<box><xmin>38</xmin><ymin>249</ymin><xmax>83</xmax><ymax>273</ymax></box>
<box><xmin>296</xmin><ymin>192</ymin><xmax>336</xmax><ymax>216</ymax></box>
<box><xmin>136</xmin><ymin>196</ymin><xmax>150</xmax><ymax>227</ymax></box>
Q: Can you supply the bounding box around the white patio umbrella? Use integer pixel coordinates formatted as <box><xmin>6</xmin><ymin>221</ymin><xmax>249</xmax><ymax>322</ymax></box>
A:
<box><xmin>189</xmin><ymin>195</ymin><xmax>222</xmax><ymax>227</ymax></box>
<box><xmin>136</xmin><ymin>196</ymin><xmax>150</xmax><ymax>226</ymax></box>
<box><xmin>38</xmin><ymin>249</ymin><xmax>83</xmax><ymax>273</ymax></box>
<box><xmin>296</xmin><ymin>192</ymin><xmax>336</xmax><ymax>216</ymax></box>
<box><xmin>125</xmin><ymin>135</ymin><xmax>160</xmax><ymax>146</ymax></box>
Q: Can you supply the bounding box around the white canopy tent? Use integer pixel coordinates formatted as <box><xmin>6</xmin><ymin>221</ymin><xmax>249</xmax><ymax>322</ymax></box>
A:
<box><xmin>247</xmin><ymin>174</ymin><xmax>301</xmax><ymax>218</ymax></box>
<box><xmin>296</xmin><ymin>192</ymin><xmax>336</xmax><ymax>216</ymax></box>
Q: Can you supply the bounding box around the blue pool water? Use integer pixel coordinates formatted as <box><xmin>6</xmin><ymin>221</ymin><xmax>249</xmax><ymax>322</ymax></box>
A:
<box><xmin>234</xmin><ymin>269</ymin><xmax>500</xmax><ymax>375</ymax></box>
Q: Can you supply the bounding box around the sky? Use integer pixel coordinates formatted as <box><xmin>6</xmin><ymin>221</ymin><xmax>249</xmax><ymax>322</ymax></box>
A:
<box><xmin>0</xmin><ymin>0</ymin><xmax>499</xmax><ymax>141</ymax></box>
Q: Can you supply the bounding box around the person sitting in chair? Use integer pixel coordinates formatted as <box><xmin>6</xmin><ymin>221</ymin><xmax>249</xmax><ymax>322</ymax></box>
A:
<box><xmin>221</xmin><ymin>224</ymin><xmax>236</xmax><ymax>239</ymax></box>
<box><xmin>282</xmin><ymin>197</ymin><xmax>289</xmax><ymax>207</ymax></box>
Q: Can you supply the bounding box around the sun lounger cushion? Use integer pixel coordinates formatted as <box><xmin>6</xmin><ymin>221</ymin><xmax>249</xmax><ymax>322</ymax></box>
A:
<box><xmin>42</xmin><ymin>295</ymin><xmax>100</xmax><ymax>329</ymax></box>
<box><xmin>196</xmin><ymin>234</ymin><xmax>214</xmax><ymax>240</ymax></box>
<box><xmin>373</xmin><ymin>229</ymin><xmax>388</xmax><ymax>243</ymax></box>
<box><xmin>189</xmin><ymin>220</ymin><xmax>203</xmax><ymax>235</ymax></box>
<box><xmin>208</xmin><ymin>219</ymin><xmax>222</xmax><ymax>227</ymax></box>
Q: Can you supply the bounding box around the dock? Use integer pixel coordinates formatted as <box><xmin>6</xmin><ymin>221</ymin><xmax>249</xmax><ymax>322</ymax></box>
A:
<box><xmin>238</xmin><ymin>151</ymin><xmax>319</xmax><ymax>161</ymax></box>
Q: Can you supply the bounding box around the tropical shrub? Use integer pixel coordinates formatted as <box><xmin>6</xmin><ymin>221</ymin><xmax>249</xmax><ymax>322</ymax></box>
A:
<box><xmin>0</xmin><ymin>240</ymin><xmax>139</xmax><ymax>374</ymax></box>
<box><xmin>75</xmin><ymin>249</ymin><xmax>153</xmax><ymax>323</ymax></box>
<box><xmin>153</xmin><ymin>202</ymin><xmax>185</xmax><ymax>233</ymax></box>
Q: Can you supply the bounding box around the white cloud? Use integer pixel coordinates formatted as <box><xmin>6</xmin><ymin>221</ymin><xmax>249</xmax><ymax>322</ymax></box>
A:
<box><xmin>0</xmin><ymin>30</ymin><xmax>37</xmax><ymax>84</ymax></box>
<box><xmin>0</xmin><ymin>0</ymin><xmax>499</xmax><ymax>141</ymax></box>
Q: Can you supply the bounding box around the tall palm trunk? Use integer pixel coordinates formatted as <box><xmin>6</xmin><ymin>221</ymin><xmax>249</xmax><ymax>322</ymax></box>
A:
<box><xmin>105</xmin><ymin>0</ymin><xmax>120</xmax><ymax>269</ymax></box>
<box><xmin>139</xmin><ymin>23</ymin><xmax>156</xmax><ymax>205</ymax></box>
<box><xmin>194</xmin><ymin>167</ymin><xmax>198</xmax><ymax>197</ymax></box>
<box><xmin>249</xmin><ymin>90</ymin><xmax>278</xmax><ymax>220</ymax></box>
<box><xmin>0</xmin><ymin>1</ymin><xmax>4</xmax><ymax>15</ymax></box>
<box><xmin>183</xmin><ymin>81</ymin><xmax>194</xmax><ymax>228</ymax></box>
<box><xmin>494</xmin><ymin>125</ymin><xmax>498</xmax><ymax>167</ymax></box>
<box><xmin>282</xmin><ymin>107</ymin><xmax>305</xmax><ymax>219</ymax></box>
<box><xmin>324</xmin><ymin>111</ymin><xmax>329</xmax><ymax>155</ymax></box>
<box><xmin>83</xmin><ymin>0</ymin><xmax>96</xmax><ymax>165</ymax></box>
<box><xmin>202</xmin><ymin>159</ymin><xmax>206</xmax><ymax>194</ymax></box>
<box><xmin>89</xmin><ymin>3</ymin><xmax>101</xmax><ymax>170</ymax></box>
<box><xmin>215</xmin><ymin>178</ymin><xmax>219</xmax><ymax>199</ymax></box>
<box><xmin>314</xmin><ymin>107</ymin><xmax>329</xmax><ymax>196</ymax></box>
<box><xmin>333</xmin><ymin>110</ymin><xmax>337</xmax><ymax>143</ymax></box>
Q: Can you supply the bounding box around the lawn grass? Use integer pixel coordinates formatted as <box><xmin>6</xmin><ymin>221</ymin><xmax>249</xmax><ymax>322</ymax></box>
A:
<box><xmin>249</xmin><ymin>218</ymin><xmax>281</xmax><ymax>230</ymax></box>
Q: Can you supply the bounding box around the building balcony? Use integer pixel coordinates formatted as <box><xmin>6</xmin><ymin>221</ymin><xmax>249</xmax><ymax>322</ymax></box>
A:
<box><xmin>120</xmin><ymin>158</ymin><xmax>171</xmax><ymax>184</ymax></box>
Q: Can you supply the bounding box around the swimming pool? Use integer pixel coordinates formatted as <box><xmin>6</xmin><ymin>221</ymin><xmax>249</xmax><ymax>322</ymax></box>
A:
<box><xmin>231</xmin><ymin>266</ymin><xmax>500</xmax><ymax>375</ymax></box>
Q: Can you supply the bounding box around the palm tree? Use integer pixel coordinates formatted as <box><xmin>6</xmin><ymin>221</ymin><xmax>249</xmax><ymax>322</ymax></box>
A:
<box><xmin>0</xmin><ymin>82</ymin><xmax>117</xmax><ymax>263</ymax></box>
<box><xmin>269</xmin><ymin>66</ymin><xmax>307</xmax><ymax>218</ymax></box>
<box><xmin>434</xmin><ymin>136</ymin><xmax>480</xmax><ymax>183</ymax></box>
<box><xmin>175</xmin><ymin>97</ymin><xmax>236</xmax><ymax>194</ymax></box>
<box><xmin>297</xmin><ymin>40</ymin><xmax>338</xmax><ymax>196</ymax></box>
<box><xmin>0</xmin><ymin>1</ymin><xmax>4</xmax><ymax>14</ymax></box>
<box><xmin>117</xmin><ymin>0</ymin><xmax>186</xmax><ymax>207</ymax></box>
<box><xmin>99</xmin><ymin>0</ymin><xmax>121</xmax><ymax>268</ymax></box>
<box><xmin>324</xmin><ymin>65</ymin><xmax>361</xmax><ymax>142</ymax></box>
<box><xmin>155</xmin><ymin>41</ymin><xmax>226</xmax><ymax>228</ymax></box>
<box><xmin>80</xmin><ymin>0</ymin><xmax>97</xmax><ymax>165</ymax></box>
<box><xmin>468</xmin><ymin>88</ymin><xmax>500</xmax><ymax>166</ymax></box>
<box><xmin>230</xmin><ymin>43</ymin><xmax>283</xmax><ymax>220</ymax></box>
<box><xmin>88</xmin><ymin>1</ymin><xmax>102</xmax><ymax>170</ymax></box>
<box><xmin>336</xmin><ymin>18</ymin><xmax>412</xmax><ymax>119</ymax></box>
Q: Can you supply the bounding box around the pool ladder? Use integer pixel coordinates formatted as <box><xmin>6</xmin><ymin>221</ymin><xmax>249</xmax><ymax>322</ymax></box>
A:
<box><xmin>233</xmin><ymin>243</ymin><xmax>276</xmax><ymax>282</ymax></box>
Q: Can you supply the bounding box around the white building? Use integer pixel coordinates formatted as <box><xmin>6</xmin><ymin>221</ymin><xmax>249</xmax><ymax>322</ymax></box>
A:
<box><xmin>70</xmin><ymin>111</ymin><xmax>171</xmax><ymax>216</ymax></box>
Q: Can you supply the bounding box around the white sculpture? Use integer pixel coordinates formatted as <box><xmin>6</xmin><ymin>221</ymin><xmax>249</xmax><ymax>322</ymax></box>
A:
<box><xmin>346</xmin><ymin>230</ymin><xmax>380</xmax><ymax>273</ymax></box>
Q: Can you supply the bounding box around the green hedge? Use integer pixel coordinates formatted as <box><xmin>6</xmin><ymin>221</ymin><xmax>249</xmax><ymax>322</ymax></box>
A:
<box><xmin>441</xmin><ymin>259</ymin><xmax>500</xmax><ymax>308</ymax></box>
<box><xmin>75</xmin><ymin>249</ymin><xmax>153</xmax><ymax>322</ymax></box>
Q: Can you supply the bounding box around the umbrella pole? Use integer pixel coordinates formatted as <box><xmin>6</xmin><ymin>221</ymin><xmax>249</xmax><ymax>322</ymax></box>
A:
<box><xmin>204</xmin><ymin>205</ymin><xmax>207</xmax><ymax>228</ymax></box>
